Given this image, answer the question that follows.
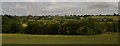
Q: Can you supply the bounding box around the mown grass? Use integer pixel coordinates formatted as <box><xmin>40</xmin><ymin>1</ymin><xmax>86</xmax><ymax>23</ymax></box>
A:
<box><xmin>2</xmin><ymin>32</ymin><xmax>118</xmax><ymax>44</ymax></box>
<box><xmin>88</xmin><ymin>16</ymin><xmax>119</xmax><ymax>20</ymax></box>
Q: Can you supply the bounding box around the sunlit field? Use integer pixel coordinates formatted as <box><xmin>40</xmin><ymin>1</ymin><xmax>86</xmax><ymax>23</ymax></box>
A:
<box><xmin>2</xmin><ymin>2</ymin><xmax>120</xmax><ymax>45</ymax></box>
<box><xmin>88</xmin><ymin>16</ymin><xmax>119</xmax><ymax>21</ymax></box>
<box><xmin>2</xmin><ymin>32</ymin><xmax>118</xmax><ymax>44</ymax></box>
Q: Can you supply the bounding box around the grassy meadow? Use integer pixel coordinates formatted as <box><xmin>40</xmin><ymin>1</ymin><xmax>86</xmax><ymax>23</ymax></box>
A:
<box><xmin>2</xmin><ymin>32</ymin><xmax>118</xmax><ymax>44</ymax></box>
<box><xmin>2</xmin><ymin>14</ymin><xmax>120</xmax><ymax>44</ymax></box>
<box><xmin>88</xmin><ymin>16</ymin><xmax>119</xmax><ymax>21</ymax></box>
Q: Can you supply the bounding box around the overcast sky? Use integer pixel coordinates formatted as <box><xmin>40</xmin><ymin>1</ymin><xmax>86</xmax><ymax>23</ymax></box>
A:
<box><xmin>1</xmin><ymin>0</ymin><xmax>120</xmax><ymax>16</ymax></box>
<box><xmin>1</xmin><ymin>0</ymin><xmax>120</xmax><ymax>2</ymax></box>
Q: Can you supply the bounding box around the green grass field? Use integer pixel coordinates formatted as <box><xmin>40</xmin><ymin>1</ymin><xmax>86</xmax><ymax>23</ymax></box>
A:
<box><xmin>88</xmin><ymin>16</ymin><xmax>119</xmax><ymax>21</ymax></box>
<box><xmin>2</xmin><ymin>32</ymin><xmax>118</xmax><ymax>44</ymax></box>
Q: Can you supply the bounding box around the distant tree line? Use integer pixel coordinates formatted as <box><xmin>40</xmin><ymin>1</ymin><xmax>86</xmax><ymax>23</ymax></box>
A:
<box><xmin>2</xmin><ymin>14</ymin><xmax>120</xmax><ymax>35</ymax></box>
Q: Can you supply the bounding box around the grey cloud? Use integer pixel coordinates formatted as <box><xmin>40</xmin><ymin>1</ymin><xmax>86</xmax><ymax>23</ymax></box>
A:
<box><xmin>2</xmin><ymin>2</ymin><xmax>118</xmax><ymax>15</ymax></box>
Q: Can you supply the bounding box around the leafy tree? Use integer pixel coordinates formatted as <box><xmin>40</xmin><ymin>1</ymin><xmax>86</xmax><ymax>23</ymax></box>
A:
<box><xmin>9</xmin><ymin>22</ymin><xmax>23</xmax><ymax>33</ymax></box>
<box><xmin>47</xmin><ymin>23</ymin><xmax>59</xmax><ymax>35</ymax></box>
<box><xmin>77</xmin><ymin>19</ymin><xmax>102</xmax><ymax>35</ymax></box>
<box><xmin>2</xmin><ymin>15</ymin><xmax>22</xmax><ymax>33</ymax></box>
<box><xmin>118</xmin><ymin>19</ymin><xmax>120</xmax><ymax>32</ymax></box>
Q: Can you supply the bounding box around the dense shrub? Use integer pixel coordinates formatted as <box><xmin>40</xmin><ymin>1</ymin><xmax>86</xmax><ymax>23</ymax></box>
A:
<box><xmin>25</xmin><ymin>22</ymin><xmax>60</xmax><ymax>34</ymax></box>
<box><xmin>118</xmin><ymin>19</ymin><xmax>120</xmax><ymax>32</ymax></box>
<box><xmin>47</xmin><ymin>23</ymin><xmax>60</xmax><ymax>35</ymax></box>
<box><xmin>101</xmin><ymin>22</ymin><xmax>118</xmax><ymax>32</ymax></box>
<box><xmin>9</xmin><ymin>22</ymin><xmax>23</xmax><ymax>33</ymax></box>
<box><xmin>2</xmin><ymin>16</ymin><xmax>11</xmax><ymax>33</ymax></box>
<box><xmin>76</xmin><ymin>19</ymin><xmax>102</xmax><ymax>35</ymax></box>
<box><xmin>25</xmin><ymin>22</ymin><xmax>44</xmax><ymax>34</ymax></box>
<box><xmin>2</xmin><ymin>15</ymin><xmax>23</xmax><ymax>33</ymax></box>
<box><xmin>2</xmin><ymin>15</ymin><xmax>119</xmax><ymax>35</ymax></box>
<box><xmin>60</xmin><ymin>20</ymin><xmax>80</xmax><ymax>35</ymax></box>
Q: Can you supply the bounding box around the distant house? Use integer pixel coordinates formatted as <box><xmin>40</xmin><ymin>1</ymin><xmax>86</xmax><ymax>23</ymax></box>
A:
<box><xmin>79</xmin><ymin>16</ymin><xmax>84</xmax><ymax>19</ymax></box>
<box><xmin>34</xmin><ymin>16</ymin><xmax>39</xmax><ymax>19</ymax></box>
<box><xmin>27</xmin><ymin>15</ymin><xmax>33</xmax><ymax>19</ymax></box>
<box><xmin>97</xmin><ymin>18</ymin><xmax>113</xmax><ymax>22</ymax></box>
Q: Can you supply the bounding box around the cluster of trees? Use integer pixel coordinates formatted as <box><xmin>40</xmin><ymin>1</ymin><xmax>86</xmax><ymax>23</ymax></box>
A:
<box><xmin>18</xmin><ymin>13</ymin><xmax>119</xmax><ymax>20</ymax></box>
<box><xmin>2</xmin><ymin>15</ymin><xmax>23</xmax><ymax>33</ymax></box>
<box><xmin>2</xmin><ymin>14</ymin><xmax>120</xmax><ymax>35</ymax></box>
<box><xmin>118</xmin><ymin>19</ymin><xmax>120</xmax><ymax>32</ymax></box>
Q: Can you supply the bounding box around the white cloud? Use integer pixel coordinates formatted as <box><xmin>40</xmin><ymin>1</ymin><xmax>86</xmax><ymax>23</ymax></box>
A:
<box><xmin>85</xmin><ymin>0</ymin><xmax>119</xmax><ymax>2</ymax></box>
<box><xmin>31</xmin><ymin>0</ymin><xmax>36</xmax><ymax>2</ymax></box>
<box><xmin>2</xmin><ymin>0</ymin><xmax>36</xmax><ymax>2</ymax></box>
<box><xmin>46</xmin><ymin>4</ymin><xmax>78</xmax><ymax>11</ymax></box>
<box><xmin>15</xmin><ymin>4</ymin><xmax>27</xmax><ymax>10</ymax></box>
<box><xmin>1</xmin><ymin>0</ymin><xmax>120</xmax><ymax>2</ymax></box>
<box><xmin>25</xmin><ymin>0</ymin><xmax>36</xmax><ymax>2</ymax></box>
<box><xmin>2</xmin><ymin>2</ymin><xmax>118</xmax><ymax>15</ymax></box>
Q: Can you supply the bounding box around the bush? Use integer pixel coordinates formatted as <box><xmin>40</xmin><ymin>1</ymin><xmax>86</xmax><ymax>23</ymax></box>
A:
<box><xmin>60</xmin><ymin>20</ymin><xmax>80</xmax><ymax>35</ymax></box>
<box><xmin>9</xmin><ymin>22</ymin><xmax>23</xmax><ymax>33</ymax></box>
<box><xmin>102</xmin><ymin>22</ymin><xmax>118</xmax><ymax>32</ymax></box>
<box><xmin>2</xmin><ymin>15</ymin><xmax>119</xmax><ymax>35</ymax></box>
<box><xmin>47</xmin><ymin>23</ymin><xmax>60</xmax><ymax>35</ymax></box>
<box><xmin>25</xmin><ymin>22</ymin><xmax>44</xmax><ymax>34</ymax></box>
<box><xmin>25</xmin><ymin>22</ymin><xmax>60</xmax><ymax>34</ymax></box>
<box><xmin>2</xmin><ymin>15</ymin><xmax>22</xmax><ymax>33</ymax></box>
<box><xmin>118</xmin><ymin>19</ymin><xmax>120</xmax><ymax>32</ymax></box>
<box><xmin>76</xmin><ymin>19</ymin><xmax>102</xmax><ymax>35</ymax></box>
<box><xmin>24</xmin><ymin>19</ymin><xmax>106</xmax><ymax>35</ymax></box>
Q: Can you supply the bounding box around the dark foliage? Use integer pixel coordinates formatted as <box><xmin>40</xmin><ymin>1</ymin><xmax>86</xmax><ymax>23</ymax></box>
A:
<box><xmin>2</xmin><ymin>14</ymin><xmax>119</xmax><ymax>35</ymax></box>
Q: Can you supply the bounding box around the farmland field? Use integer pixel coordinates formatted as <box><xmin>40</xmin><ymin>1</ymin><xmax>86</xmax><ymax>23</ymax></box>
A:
<box><xmin>2</xmin><ymin>2</ymin><xmax>120</xmax><ymax>45</ymax></box>
<box><xmin>2</xmin><ymin>32</ymin><xmax>118</xmax><ymax>44</ymax></box>
<box><xmin>88</xmin><ymin>16</ymin><xmax>119</xmax><ymax>20</ymax></box>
